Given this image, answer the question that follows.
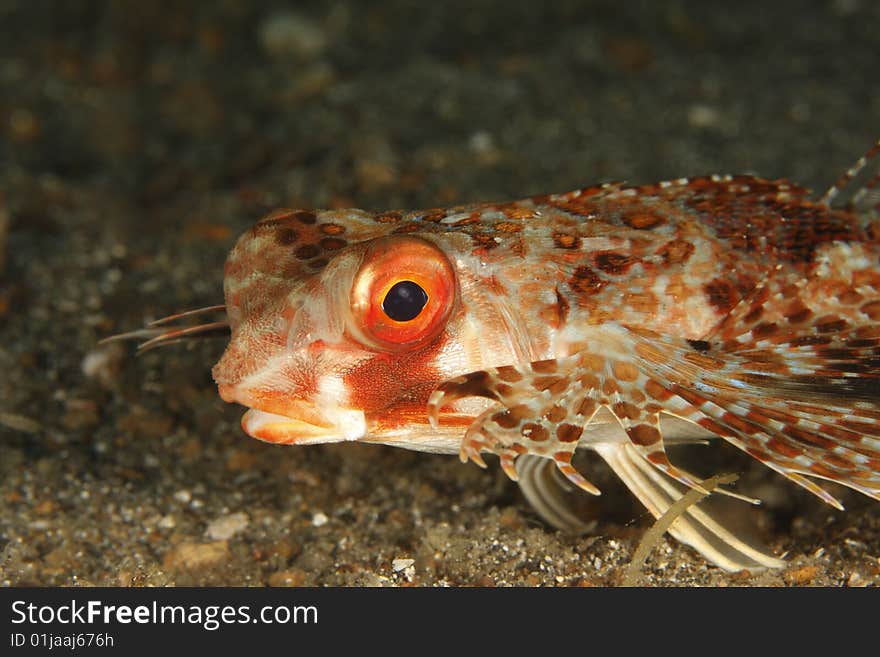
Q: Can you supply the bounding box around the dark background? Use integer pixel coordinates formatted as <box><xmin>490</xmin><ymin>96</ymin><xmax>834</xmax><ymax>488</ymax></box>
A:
<box><xmin>1</xmin><ymin>0</ymin><xmax>878</xmax><ymax>586</ymax></box>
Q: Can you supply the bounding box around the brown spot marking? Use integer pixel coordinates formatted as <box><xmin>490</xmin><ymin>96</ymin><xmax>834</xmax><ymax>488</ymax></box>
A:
<box><xmin>593</xmin><ymin>251</ymin><xmax>636</xmax><ymax>275</ymax></box>
<box><xmin>746</xmin><ymin>447</ymin><xmax>771</xmax><ymax>462</ymax></box>
<box><xmin>452</xmin><ymin>215</ymin><xmax>480</xmax><ymax>227</ymax></box>
<box><xmin>421</xmin><ymin>210</ymin><xmax>447</xmax><ymax>223</ymax></box>
<box><xmin>780</xmin><ymin>284</ymin><xmax>800</xmax><ymax>299</ymax></box>
<box><xmin>510</xmin><ymin>237</ymin><xmax>526</xmax><ymax>258</ymax></box>
<box><xmin>497</xmin><ymin>367</ymin><xmax>523</xmax><ymax>383</ymax></box>
<box><xmin>808</xmin><ymin>462</ymin><xmax>839</xmax><ymax>479</ymax></box>
<box><xmin>612</xmin><ymin>361</ymin><xmax>640</xmax><ymax>382</ymax></box>
<box><xmin>546</xmin><ymin>405</ymin><xmax>568</xmax><ymax>423</ymax></box>
<box><xmin>860</xmin><ymin>300</ymin><xmax>880</xmax><ymax>320</ymax></box>
<box><xmin>375</xmin><ymin>211</ymin><xmax>403</xmax><ymax>223</ymax></box>
<box><xmin>752</xmin><ymin>322</ymin><xmax>779</xmax><ymax>340</ymax></box>
<box><xmin>505</xmin><ymin>207</ymin><xmax>535</xmax><ymax>220</ymax></box>
<box><xmin>626</xmin><ymin>291</ymin><xmax>658</xmax><ymax>314</ymax></box>
<box><xmin>533</xmin><ymin>376</ymin><xmax>568</xmax><ymax>395</ymax></box>
<box><xmin>576</xmin><ymin>398</ymin><xmax>597</xmax><ymax>417</ymax></box>
<box><xmin>822</xmin><ymin>453</ymin><xmax>855</xmax><ymax>471</ymax></box>
<box><xmin>532</xmin><ymin>359</ymin><xmax>558</xmax><ymax>374</ymax></box>
<box><xmin>766</xmin><ymin>437</ymin><xmax>802</xmax><ymax>459</ymax></box>
<box><xmin>602</xmin><ymin>379</ymin><xmax>620</xmax><ymax>396</ymax></box>
<box><xmin>838</xmin><ymin>290</ymin><xmax>863</xmax><ymax>306</ymax></box>
<box><xmin>555</xmin><ymin>287</ymin><xmax>570</xmax><ymax>327</ymax></box>
<box><xmin>292</xmin><ymin>210</ymin><xmax>317</xmax><ymax>225</ymax></box>
<box><xmin>569</xmin><ymin>266</ymin><xmax>606</xmax><ymax>300</ymax></box>
<box><xmin>622</xmin><ymin>209</ymin><xmax>665</xmax><ymax>230</ymax></box>
<box><xmin>646</xmin><ymin>451</ymin><xmax>670</xmax><ymax>466</ymax></box>
<box><xmin>853</xmin><ymin>269</ymin><xmax>880</xmax><ymax>290</ymax></box>
<box><xmin>703</xmin><ymin>279</ymin><xmax>739</xmax><ymax>314</ymax></box>
<box><xmin>294</xmin><ymin>244</ymin><xmax>320</xmax><ymax>260</ymax></box>
<box><xmin>522</xmin><ymin>423</ymin><xmax>548</xmax><ymax>442</ymax></box>
<box><xmin>308</xmin><ymin>257</ymin><xmax>329</xmax><ymax>270</ymax></box>
<box><xmin>493</xmin><ymin>411</ymin><xmax>519</xmax><ymax>429</ymax></box>
<box><xmin>785</xmin><ymin>425</ymin><xmax>834</xmax><ymax>449</ymax></box>
<box><xmin>320</xmin><ymin>223</ymin><xmax>346</xmax><ymax>235</ymax></box>
<box><xmin>698</xmin><ymin>417</ymin><xmax>732</xmax><ymax>437</ymax></box>
<box><xmin>613</xmin><ymin>401</ymin><xmax>641</xmax><ymax>420</ymax></box>
<box><xmin>578</xmin><ymin>372</ymin><xmax>600</xmax><ymax>389</ymax></box>
<box><xmin>669</xmin><ymin>384</ymin><xmax>706</xmax><ymax>408</ymax></box>
<box><xmin>629</xmin><ymin>424</ymin><xmax>662</xmax><ymax>447</ymax></box>
<box><xmin>553</xmin><ymin>232</ymin><xmax>580</xmax><ymax>249</ymax></box>
<box><xmin>854</xmin><ymin>325</ymin><xmax>880</xmax><ymax>339</ymax></box>
<box><xmin>494</xmin><ymin>221</ymin><xmax>523</xmax><ymax>233</ymax></box>
<box><xmin>556</xmin><ymin>423</ymin><xmax>583</xmax><ymax>443</ymax></box>
<box><xmin>742</xmin><ymin>304</ymin><xmax>764</xmax><ymax>325</ymax></box>
<box><xmin>789</xmin><ymin>334</ymin><xmax>831</xmax><ymax>348</ymax></box>
<box><xmin>320</xmin><ymin>237</ymin><xmax>347</xmax><ymax>251</ymax></box>
<box><xmin>553</xmin><ymin>451</ymin><xmax>574</xmax><ymax>465</ymax></box>
<box><xmin>581</xmin><ymin>353</ymin><xmax>605</xmax><ymax>372</ymax></box>
<box><xmin>814</xmin><ymin>316</ymin><xmax>848</xmax><ymax>333</ymax></box>
<box><xmin>817</xmin><ymin>423</ymin><xmax>861</xmax><ymax>444</ymax></box>
<box><xmin>495</xmin><ymin>383</ymin><xmax>513</xmax><ymax>397</ymax></box>
<box><xmin>657</xmin><ymin>238</ymin><xmax>694</xmax><ymax>265</ymax></box>
<box><xmin>470</xmin><ymin>233</ymin><xmax>500</xmax><ymax>250</ymax></box>
<box><xmin>275</xmin><ymin>227</ymin><xmax>298</xmax><ymax>245</ymax></box>
<box><xmin>840</xmin><ymin>419</ymin><xmax>880</xmax><ymax>435</ymax></box>
<box><xmin>450</xmin><ymin>371</ymin><xmax>496</xmax><ymax>399</ymax></box>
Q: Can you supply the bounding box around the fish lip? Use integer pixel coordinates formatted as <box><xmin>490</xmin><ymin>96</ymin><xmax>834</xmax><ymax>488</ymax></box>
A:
<box><xmin>218</xmin><ymin>384</ymin><xmax>367</xmax><ymax>445</ymax></box>
<box><xmin>240</xmin><ymin>407</ymin><xmax>367</xmax><ymax>445</ymax></box>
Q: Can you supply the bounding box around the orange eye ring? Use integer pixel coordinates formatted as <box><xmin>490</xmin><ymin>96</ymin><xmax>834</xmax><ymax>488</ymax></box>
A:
<box><xmin>350</xmin><ymin>236</ymin><xmax>456</xmax><ymax>351</ymax></box>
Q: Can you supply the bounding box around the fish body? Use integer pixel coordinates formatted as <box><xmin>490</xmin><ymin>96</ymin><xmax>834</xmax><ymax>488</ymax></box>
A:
<box><xmin>118</xmin><ymin>141</ymin><xmax>880</xmax><ymax>571</ymax></box>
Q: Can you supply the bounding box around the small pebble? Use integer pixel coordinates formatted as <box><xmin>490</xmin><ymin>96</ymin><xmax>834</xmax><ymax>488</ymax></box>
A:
<box><xmin>163</xmin><ymin>541</ymin><xmax>230</xmax><ymax>572</ymax></box>
<box><xmin>0</xmin><ymin>411</ymin><xmax>41</xmax><ymax>434</ymax></box>
<box><xmin>81</xmin><ymin>343</ymin><xmax>124</xmax><ymax>389</ymax></box>
<box><xmin>157</xmin><ymin>515</ymin><xmax>176</xmax><ymax>529</ymax></box>
<box><xmin>783</xmin><ymin>564</ymin><xmax>818</xmax><ymax>586</ymax></box>
<box><xmin>392</xmin><ymin>558</ymin><xmax>414</xmax><ymax>573</ymax></box>
<box><xmin>205</xmin><ymin>512</ymin><xmax>249</xmax><ymax>541</ymax></box>
<box><xmin>311</xmin><ymin>511</ymin><xmax>328</xmax><ymax>527</ymax></box>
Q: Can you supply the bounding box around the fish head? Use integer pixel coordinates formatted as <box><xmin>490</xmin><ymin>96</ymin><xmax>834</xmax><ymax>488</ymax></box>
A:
<box><xmin>212</xmin><ymin>207</ymin><xmax>537</xmax><ymax>453</ymax></box>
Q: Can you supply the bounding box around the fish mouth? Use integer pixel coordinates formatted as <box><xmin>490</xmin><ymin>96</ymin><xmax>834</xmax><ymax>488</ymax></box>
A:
<box><xmin>240</xmin><ymin>408</ymin><xmax>367</xmax><ymax>445</ymax></box>
<box><xmin>218</xmin><ymin>384</ymin><xmax>366</xmax><ymax>445</ymax></box>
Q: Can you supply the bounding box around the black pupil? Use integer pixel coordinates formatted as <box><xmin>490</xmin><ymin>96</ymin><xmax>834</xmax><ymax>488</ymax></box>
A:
<box><xmin>382</xmin><ymin>280</ymin><xmax>428</xmax><ymax>322</ymax></box>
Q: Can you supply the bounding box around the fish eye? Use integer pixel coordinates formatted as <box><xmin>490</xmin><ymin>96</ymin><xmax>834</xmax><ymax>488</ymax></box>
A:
<box><xmin>382</xmin><ymin>280</ymin><xmax>428</xmax><ymax>322</ymax></box>
<box><xmin>350</xmin><ymin>236</ymin><xmax>455</xmax><ymax>351</ymax></box>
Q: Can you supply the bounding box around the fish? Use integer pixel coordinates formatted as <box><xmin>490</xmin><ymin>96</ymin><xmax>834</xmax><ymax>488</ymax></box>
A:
<box><xmin>109</xmin><ymin>139</ymin><xmax>880</xmax><ymax>572</ymax></box>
